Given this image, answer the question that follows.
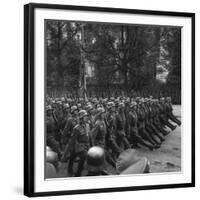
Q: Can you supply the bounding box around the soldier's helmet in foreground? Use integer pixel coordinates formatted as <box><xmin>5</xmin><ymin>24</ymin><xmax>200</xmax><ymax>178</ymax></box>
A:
<box><xmin>86</xmin><ymin>146</ymin><xmax>105</xmax><ymax>172</ymax></box>
<box><xmin>45</xmin><ymin>146</ymin><xmax>57</xmax><ymax>178</ymax></box>
<box><xmin>46</xmin><ymin>147</ymin><xmax>58</xmax><ymax>164</ymax></box>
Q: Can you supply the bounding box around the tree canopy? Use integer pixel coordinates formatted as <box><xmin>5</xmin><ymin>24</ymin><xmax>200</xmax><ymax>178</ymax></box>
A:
<box><xmin>45</xmin><ymin>20</ymin><xmax>181</xmax><ymax>96</ymax></box>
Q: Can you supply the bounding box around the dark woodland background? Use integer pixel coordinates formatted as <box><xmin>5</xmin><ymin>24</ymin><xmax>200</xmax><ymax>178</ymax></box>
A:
<box><xmin>45</xmin><ymin>20</ymin><xmax>181</xmax><ymax>103</ymax></box>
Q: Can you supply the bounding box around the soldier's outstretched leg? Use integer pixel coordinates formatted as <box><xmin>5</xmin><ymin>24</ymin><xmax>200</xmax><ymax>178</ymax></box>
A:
<box><xmin>168</xmin><ymin>113</ymin><xmax>181</xmax><ymax>126</ymax></box>
<box><xmin>75</xmin><ymin>151</ymin><xmax>87</xmax><ymax>177</ymax></box>
<box><xmin>150</xmin><ymin>124</ymin><xmax>165</xmax><ymax>141</ymax></box>
<box><xmin>145</xmin><ymin>126</ymin><xmax>161</xmax><ymax>145</ymax></box>
<box><xmin>106</xmin><ymin>137</ymin><xmax>121</xmax><ymax>158</ymax></box>
<box><xmin>160</xmin><ymin>115</ymin><xmax>176</xmax><ymax>131</ymax></box>
<box><xmin>164</xmin><ymin>120</ymin><xmax>177</xmax><ymax>131</ymax></box>
<box><xmin>139</xmin><ymin>128</ymin><xmax>159</xmax><ymax>148</ymax></box>
<box><xmin>153</xmin><ymin>121</ymin><xmax>170</xmax><ymax>136</ymax></box>
<box><xmin>116</xmin><ymin>132</ymin><xmax>131</xmax><ymax>150</ymax></box>
<box><xmin>122</xmin><ymin>136</ymin><xmax>131</xmax><ymax>149</ymax></box>
<box><xmin>68</xmin><ymin>153</ymin><xmax>76</xmax><ymax>175</ymax></box>
<box><xmin>129</xmin><ymin>132</ymin><xmax>138</xmax><ymax>147</ymax></box>
<box><xmin>133</xmin><ymin>132</ymin><xmax>155</xmax><ymax>151</ymax></box>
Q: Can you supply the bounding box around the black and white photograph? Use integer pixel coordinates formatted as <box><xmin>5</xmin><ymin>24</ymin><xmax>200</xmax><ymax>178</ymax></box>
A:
<box><xmin>24</xmin><ymin>3</ymin><xmax>195</xmax><ymax>196</ymax></box>
<box><xmin>45</xmin><ymin>20</ymin><xmax>182</xmax><ymax>178</ymax></box>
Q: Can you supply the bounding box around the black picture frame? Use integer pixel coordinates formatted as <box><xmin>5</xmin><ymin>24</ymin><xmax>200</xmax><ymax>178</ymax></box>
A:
<box><xmin>24</xmin><ymin>3</ymin><xmax>195</xmax><ymax>197</ymax></box>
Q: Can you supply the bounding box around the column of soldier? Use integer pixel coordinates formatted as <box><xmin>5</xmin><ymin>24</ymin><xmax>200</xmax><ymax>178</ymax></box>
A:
<box><xmin>46</xmin><ymin>95</ymin><xmax>181</xmax><ymax>177</ymax></box>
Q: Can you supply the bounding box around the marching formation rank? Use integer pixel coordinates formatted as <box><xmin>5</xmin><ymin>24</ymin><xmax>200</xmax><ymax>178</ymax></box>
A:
<box><xmin>46</xmin><ymin>96</ymin><xmax>181</xmax><ymax>177</ymax></box>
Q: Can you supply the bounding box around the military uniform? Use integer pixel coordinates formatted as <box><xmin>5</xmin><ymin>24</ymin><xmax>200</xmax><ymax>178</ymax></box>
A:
<box><xmin>52</xmin><ymin>110</ymin><xmax>63</xmax><ymax>144</ymax></box>
<box><xmin>105</xmin><ymin>112</ymin><xmax>121</xmax><ymax>157</ymax></box>
<box><xmin>91</xmin><ymin>118</ymin><xmax>116</xmax><ymax>168</ymax></box>
<box><xmin>115</xmin><ymin>111</ymin><xmax>131</xmax><ymax>149</ymax></box>
<box><xmin>137</xmin><ymin>105</ymin><xmax>158</xmax><ymax>148</ymax></box>
<box><xmin>62</xmin><ymin>115</ymin><xmax>77</xmax><ymax>145</ymax></box>
<box><xmin>127</xmin><ymin>108</ymin><xmax>154</xmax><ymax>150</ymax></box>
<box><xmin>91</xmin><ymin>119</ymin><xmax>106</xmax><ymax>147</ymax></box>
<box><xmin>46</xmin><ymin>115</ymin><xmax>62</xmax><ymax>157</ymax></box>
<box><xmin>165</xmin><ymin>101</ymin><xmax>181</xmax><ymax>126</ymax></box>
<box><xmin>144</xmin><ymin>103</ymin><xmax>164</xmax><ymax>144</ymax></box>
<box><xmin>67</xmin><ymin>123</ymin><xmax>90</xmax><ymax>176</ymax></box>
<box><xmin>159</xmin><ymin>102</ymin><xmax>176</xmax><ymax>130</ymax></box>
<box><xmin>152</xmin><ymin>102</ymin><xmax>170</xmax><ymax>136</ymax></box>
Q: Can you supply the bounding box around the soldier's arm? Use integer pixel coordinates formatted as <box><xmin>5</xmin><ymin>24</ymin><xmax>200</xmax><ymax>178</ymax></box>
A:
<box><xmin>127</xmin><ymin>114</ymin><xmax>132</xmax><ymax>135</ymax></box>
<box><xmin>63</xmin><ymin>119</ymin><xmax>73</xmax><ymax>137</ymax></box>
<box><xmin>61</xmin><ymin>128</ymin><xmax>77</xmax><ymax>162</ymax></box>
<box><xmin>115</xmin><ymin>115</ymin><xmax>120</xmax><ymax>130</ymax></box>
<box><xmin>90</xmin><ymin>122</ymin><xmax>100</xmax><ymax>143</ymax></box>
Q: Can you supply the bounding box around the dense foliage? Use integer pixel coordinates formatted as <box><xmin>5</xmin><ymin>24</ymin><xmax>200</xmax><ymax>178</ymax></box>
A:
<box><xmin>46</xmin><ymin>20</ymin><xmax>181</xmax><ymax>99</ymax></box>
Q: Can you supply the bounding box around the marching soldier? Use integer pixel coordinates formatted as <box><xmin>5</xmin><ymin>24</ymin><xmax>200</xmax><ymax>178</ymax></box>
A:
<box><xmin>137</xmin><ymin>101</ymin><xmax>160</xmax><ymax>149</ymax></box>
<box><xmin>90</xmin><ymin>107</ymin><xmax>116</xmax><ymax>168</ymax></box>
<box><xmin>105</xmin><ymin>102</ymin><xmax>121</xmax><ymax>157</ymax></box>
<box><xmin>165</xmin><ymin>97</ymin><xmax>181</xmax><ymax>126</ymax></box>
<box><xmin>115</xmin><ymin>102</ymin><xmax>131</xmax><ymax>149</ymax></box>
<box><xmin>51</xmin><ymin>101</ymin><xmax>64</xmax><ymax>145</ymax></box>
<box><xmin>46</xmin><ymin>105</ymin><xmax>62</xmax><ymax>158</ymax></box>
<box><xmin>62</xmin><ymin>105</ymin><xmax>78</xmax><ymax>146</ymax></box>
<box><xmin>86</xmin><ymin>104</ymin><xmax>96</xmax><ymax>129</ymax></box>
<box><xmin>66</xmin><ymin>110</ymin><xmax>90</xmax><ymax>176</ymax></box>
<box><xmin>151</xmin><ymin>99</ymin><xmax>170</xmax><ymax>136</ymax></box>
<box><xmin>127</xmin><ymin>102</ymin><xmax>154</xmax><ymax>150</ymax></box>
<box><xmin>60</xmin><ymin>103</ymin><xmax>70</xmax><ymax>131</ymax></box>
<box><xmin>159</xmin><ymin>98</ymin><xmax>177</xmax><ymax>131</ymax></box>
<box><xmin>144</xmin><ymin>99</ymin><xmax>165</xmax><ymax>144</ymax></box>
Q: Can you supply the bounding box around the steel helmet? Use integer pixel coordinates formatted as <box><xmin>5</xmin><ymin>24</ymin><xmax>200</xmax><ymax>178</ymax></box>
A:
<box><xmin>130</xmin><ymin>102</ymin><xmax>137</xmax><ymax>108</ymax></box>
<box><xmin>96</xmin><ymin>107</ymin><xmax>105</xmax><ymax>115</ymax></box>
<box><xmin>63</xmin><ymin>103</ymin><xmax>70</xmax><ymax>110</ymax></box>
<box><xmin>71</xmin><ymin>105</ymin><xmax>78</xmax><ymax>114</ymax></box>
<box><xmin>86</xmin><ymin>146</ymin><xmax>105</xmax><ymax>172</ymax></box>
<box><xmin>46</xmin><ymin>149</ymin><xmax>58</xmax><ymax>164</ymax></box>
<box><xmin>46</xmin><ymin>146</ymin><xmax>52</xmax><ymax>151</ymax></box>
<box><xmin>60</xmin><ymin>97</ymin><xmax>65</xmax><ymax>102</ymax></box>
<box><xmin>57</xmin><ymin>101</ymin><xmax>62</xmax><ymax>106</ymax></box>
<box><xmin>107</xmin><ymin>102</ymin><xmax>115</xmax><ymax>109</ymax></box>
<box><xmin>46</xmin><ymin>105</ymin><xmax>53</xmax><ymax>111</ymax></box>
<box><xmin>85</xmin><ymin>104</ymin><xmax>93</xmax><ymax>112</ymax></box>
<box><xmin>166</xmin><ymin>97</ymin><xmax>172</xmax><ymax>102</ymax></box>
<box><xmin>118</xmin><ymin>102</ymin><xmax>125</xmax><ymax>108</ymax></box>
<box><xmin>78</xmin><ymin>110</ymin><xmax>88</xmax><ymax>119</ymax></box>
